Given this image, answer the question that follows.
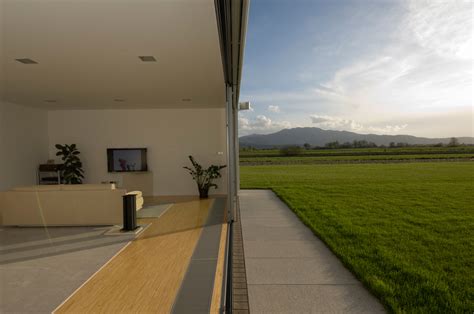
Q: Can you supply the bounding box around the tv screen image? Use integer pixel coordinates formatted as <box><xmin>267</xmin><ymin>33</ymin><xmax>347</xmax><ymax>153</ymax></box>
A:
<box><xmin>107</xmin><ymin>148</ymin><xmax>147</xmax><ymax>172</ymax></box>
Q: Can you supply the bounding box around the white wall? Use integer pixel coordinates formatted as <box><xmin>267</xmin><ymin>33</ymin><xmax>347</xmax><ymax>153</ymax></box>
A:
<box><xmin>0</xmin><ymin>101</ymin><xmax>49</xmax><ymax>191</ymax></box>
<box><xmin>48</xmin><ymin>108</ymin><xmax>228</xmax><ymax>196</ymax></box>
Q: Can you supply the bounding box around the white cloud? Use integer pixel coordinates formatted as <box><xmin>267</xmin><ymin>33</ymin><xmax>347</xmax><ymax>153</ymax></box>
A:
<box><xmin>310</xmin><ymin>114</ymin><xmax>408</xmax><ymax>134</ymax></box>
<box><xmin>309</xmin><ymin>0</ymin><xmax>472</xmax><ymax>126</ymax></box>
<box><xmin>405</xmin><ymin>0</ymin><xmax>473</xmax><ymax>61</ymax></box>
<box><xmin>239</xmin><ymin>115</ymin><xmax>291</xmax><ymax>135</ymax></box>
<box><xmin>267</xmin><ymin>105</ymin><xmax>281</xmax><ymax>113</ymax></box>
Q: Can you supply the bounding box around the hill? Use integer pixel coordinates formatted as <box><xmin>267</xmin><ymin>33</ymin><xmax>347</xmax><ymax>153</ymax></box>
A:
<box><xmin>239</xmin><ymin>127</ymin><xmax>474</xmax><ymax>148</ymax></box>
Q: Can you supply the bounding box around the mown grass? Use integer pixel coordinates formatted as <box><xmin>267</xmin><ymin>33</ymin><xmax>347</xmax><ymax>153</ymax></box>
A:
<box><xmin>240</xmin><ymin>162</ymin><xmax>474</xmax><ymax>313</ymax></box>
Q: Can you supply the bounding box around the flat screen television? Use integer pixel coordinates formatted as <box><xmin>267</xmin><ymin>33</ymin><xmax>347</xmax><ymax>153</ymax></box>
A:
<box><xmin>107</xmin><ymin>148</ymin><xmax>147</xmax><ymax>172</ymax></box>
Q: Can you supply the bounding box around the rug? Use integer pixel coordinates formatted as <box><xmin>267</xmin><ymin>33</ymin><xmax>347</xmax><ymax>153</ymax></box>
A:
<box><xmin>137</xmin><ymin>203</ymin><xmax>173</xmax><ymax>218</ymax></box>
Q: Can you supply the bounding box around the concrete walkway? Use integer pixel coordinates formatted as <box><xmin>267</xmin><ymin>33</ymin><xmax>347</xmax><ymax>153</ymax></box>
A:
<box><xmin>239</xmin><ymin>190</ymin><xmax>385</xmax><ymax>313</ymax></box>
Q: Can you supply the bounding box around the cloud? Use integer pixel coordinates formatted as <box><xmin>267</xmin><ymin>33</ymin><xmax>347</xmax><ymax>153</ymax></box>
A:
<box><xmin>310</xmin><ymin>114</ymin><xmax>408</xmax><ymax>134</ymax></box>
<box><xmin>267</xmin><ymin>105</ymin><xmax>281</xmax><ymax>113</ymax></box>
<box><xmin>405</xmin><ymin>0</ymin><xmax>472</xmax><ymax>60</ymax></box>
<box><xmin>312</xmin><ymin>0</ymin><xmax>473</xmax><ymax>118</ymax></box>
<box><xmin>239</xmin><ymin>115</ymin><xmax>291</xmax><ymax>134</ymax></box>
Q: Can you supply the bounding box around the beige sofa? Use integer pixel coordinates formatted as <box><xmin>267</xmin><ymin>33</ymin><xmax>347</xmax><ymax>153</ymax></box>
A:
<box><xmin>1</xmin><ymin>184</ymin><xmax>143</xmax><ymax>226</ymax></box>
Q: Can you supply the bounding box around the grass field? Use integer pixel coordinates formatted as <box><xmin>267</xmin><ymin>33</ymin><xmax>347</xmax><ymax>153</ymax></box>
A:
<box><xmin>240</xmin><ymin>162</ymin><xmax>474</xmax><ymax>313</ymax></box>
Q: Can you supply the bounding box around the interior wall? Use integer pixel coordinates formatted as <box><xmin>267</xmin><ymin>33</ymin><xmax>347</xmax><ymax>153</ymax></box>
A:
<box><xmin>0</xmin><ymin>101</ymin><xmax>49</xmax><ymax>191</ymax></box>
<box><xmin>47</xmin><ymin>108</ymin><xmax>228</xmax><ymax>196</ymax></box>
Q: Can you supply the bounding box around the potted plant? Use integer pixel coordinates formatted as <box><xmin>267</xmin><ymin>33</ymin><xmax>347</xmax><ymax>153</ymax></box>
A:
<box><xmin>183</xmin><ymin>155</ymin><xmax>226</xmax><ymax>198</ymax></box>
<box><xmin>55</xmin><ymin>144</ymin><xmax>84</xmax><ymax>184</ymax></box>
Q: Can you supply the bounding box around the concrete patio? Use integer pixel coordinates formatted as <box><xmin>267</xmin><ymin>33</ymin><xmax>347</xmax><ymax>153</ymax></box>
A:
<box><xmin>239</xmin><ymin>190</ymin><xmax>385</xmax><ymax>313</ymax></box>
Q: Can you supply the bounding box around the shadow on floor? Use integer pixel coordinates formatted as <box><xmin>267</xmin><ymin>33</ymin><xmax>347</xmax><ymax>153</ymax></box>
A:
<box><xmin>0</xmin><ymin>226</ymin><xmax>134</xmax><ymax>265</ymax></box>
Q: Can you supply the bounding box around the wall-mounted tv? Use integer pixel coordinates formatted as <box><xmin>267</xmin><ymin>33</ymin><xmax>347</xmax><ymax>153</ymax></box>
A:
<box><xmin>107</xmin><ymin>148</ymin><xmax>148</xmax><ymax>172</ymax></box>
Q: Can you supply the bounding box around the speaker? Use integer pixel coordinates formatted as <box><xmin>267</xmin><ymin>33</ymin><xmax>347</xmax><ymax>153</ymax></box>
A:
<box><xmin>122</xmin><ymin>194</ymin><xmax>137</xmax><ymax>231</ymax></box>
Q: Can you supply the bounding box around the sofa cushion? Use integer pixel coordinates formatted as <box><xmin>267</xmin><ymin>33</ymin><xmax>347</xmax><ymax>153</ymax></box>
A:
<box><xmin>12</xmin><ymin>185</ymin><xmax>61</xmax><ymax>192</ymax></box>
<box><xmin>126</xmin><ymin>191</ymin><xmax>144</xmax><ymax>210</ymax></box>
<box><xmin>60</xmin><ymin>184</ymin><xmax>116</xmax><ymax>191</ymax></box>
<box><xmin>126</xmin><ymin>190</ymin><xmax>143</xmax><ymax>197</ymax></box>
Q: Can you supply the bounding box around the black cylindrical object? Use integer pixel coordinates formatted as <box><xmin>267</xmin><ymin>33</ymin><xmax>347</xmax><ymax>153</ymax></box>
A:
<box><xmin>122</xmin><ymin>194</ymin><xmax>137</xmax><ymax>231</ymax></box>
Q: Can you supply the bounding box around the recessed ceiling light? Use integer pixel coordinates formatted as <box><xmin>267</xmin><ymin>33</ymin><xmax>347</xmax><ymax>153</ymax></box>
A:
<box><xmin>44</xmin><ymin>99</ymin><xmax>57</xmax><ymax>103</ymax></box>
<box><xmin>182</xmin><ymin>98</ymin><xmax>192</xmax><ymax>102</ymax></box>
<box><xmin>138</xmin><ymin>56</ymin><xmax>156</xmax><ymax>62</ymax></box>
<box><xmin>114</xmin><ymin>99</ymin><xmax>125</xmax><ymax>102</ymax></box>
<box><xmin>16</xmin><ymin>58</ymin><xmax>38</xmax><ymax>64</ymax></box>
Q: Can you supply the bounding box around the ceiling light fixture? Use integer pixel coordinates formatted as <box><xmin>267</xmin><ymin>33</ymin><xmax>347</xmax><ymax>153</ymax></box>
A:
<box><xmin>16</xmin><ymin>58</ymin><xmax>38</xmax><ymax>64</ymax></box>
<box><xmin>182</xmin><ymin>98</ymin><xmax>192</xmax><ymax>102</ymax></box>
<box><xmin>44</xmin><ymin>99</ymin><xmax>57</xmax><ymax>103</ymax></box>
<box><xmin>138</xmin><ymin>56</ymin><xmax>157</xmax><ymax>62</ymax></box>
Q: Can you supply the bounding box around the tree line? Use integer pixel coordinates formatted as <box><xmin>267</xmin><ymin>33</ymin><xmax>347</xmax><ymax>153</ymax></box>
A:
<box><xmin>309</xmin><ymin>137</ymin><xmax>462</xmax><ymax>150</ymax></box>
<box><xmin>241</xmin><ymin>137</ymin><xmax>466</xmax><ymax>155</ymax></box>
<box><xmin>274</xmin><ymin>137</ymin><xmax>463</xmax><ymax>156</ymax></box>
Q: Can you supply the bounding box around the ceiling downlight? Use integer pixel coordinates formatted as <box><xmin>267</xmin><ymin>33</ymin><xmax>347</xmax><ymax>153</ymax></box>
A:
<box><xmin>16</xmin><ymin>58</ymin><xmax>38</xmax><ymax>64</ymax></box>
<box><xmin>138</xmin><ymin>56</ymin><xmax>157</xmax><ymax>62</ymax></box>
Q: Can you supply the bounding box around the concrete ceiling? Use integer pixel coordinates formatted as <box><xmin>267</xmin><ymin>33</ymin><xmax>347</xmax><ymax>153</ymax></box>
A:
<box><xmin>0</xmin><ymin>0</ymin><xmax>226</xmax><ymax>109</ymax></box>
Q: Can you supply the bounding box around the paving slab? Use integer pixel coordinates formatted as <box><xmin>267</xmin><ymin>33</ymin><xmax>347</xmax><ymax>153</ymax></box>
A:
<box><xmin>244</xmin><ymin>240</ymin><xmax>328</xmax><ymax>258</ymax></box>
<box><xmin>239</xmin><ymin>189</ymin><xmax>385</xmax><ymax>314</ymax></box>
<box><xmin>241</xmin><ymin>216</ymin><xmax>303</xmax><ymax>226</ymax></box>
<box><xmin>246</xmin><ymin>257</ymin><xmax>358</xmax><ymax>285</ymax></box>
<box><xmin>248</xmin><ymin>285</ymin><xmax>386</xmax><ymax>314</ymax></box>
<box><xmin>243</xmin><ymin>225</ymin><xmax>316</xmax><ymax>241</ymax></box>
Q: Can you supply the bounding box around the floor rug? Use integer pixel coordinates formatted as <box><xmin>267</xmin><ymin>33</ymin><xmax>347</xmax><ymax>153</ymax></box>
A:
<box><xmin>137</xmin><ymin>203</ymin><xmax>173</xmax><ymax>218</ymax></box>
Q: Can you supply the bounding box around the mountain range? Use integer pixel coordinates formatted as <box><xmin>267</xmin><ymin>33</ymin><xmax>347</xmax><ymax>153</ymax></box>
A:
<box><xmin>239</xmin><ymin>127</ymin><xmax>474</xmax><ymax>148</ymax></box>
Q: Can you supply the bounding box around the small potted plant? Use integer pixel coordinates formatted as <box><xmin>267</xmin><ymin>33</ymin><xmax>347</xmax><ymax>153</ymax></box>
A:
<box><xmin>183</xmin><ymin>155</ymin><xmax>226</xmax><ymax>198</ymax></box>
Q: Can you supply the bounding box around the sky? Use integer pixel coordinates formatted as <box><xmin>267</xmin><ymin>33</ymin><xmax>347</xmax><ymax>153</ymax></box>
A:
<box><xmin>239</xmin><ymin>0</ymin><xmax>473</xmax><ymax>138</ymax></box>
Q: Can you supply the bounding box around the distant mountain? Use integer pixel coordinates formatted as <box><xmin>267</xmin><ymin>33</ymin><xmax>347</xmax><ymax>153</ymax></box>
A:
<box><xmin>239</xmin><ymin>127</ymin><xmax>474</xmax><ymax>148</ymax></box>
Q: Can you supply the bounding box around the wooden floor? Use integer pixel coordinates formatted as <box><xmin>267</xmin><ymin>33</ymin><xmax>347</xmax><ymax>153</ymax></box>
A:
<box><xmin>54</xmin><ymin>196</ymin><xmax>227</xmax><ymax>314</ymax></box>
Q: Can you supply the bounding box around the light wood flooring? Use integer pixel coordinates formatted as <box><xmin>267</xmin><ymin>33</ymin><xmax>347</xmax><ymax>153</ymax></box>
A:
<box><xmin>54</xmin><ymin>196</ymin><xmax>227</xmax><ymax>314</ymax></box>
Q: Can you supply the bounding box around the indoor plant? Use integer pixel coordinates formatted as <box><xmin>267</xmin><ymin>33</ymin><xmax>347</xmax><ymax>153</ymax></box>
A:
<box><xmin>55</xmin><ymin>144</ymin><xmax>84</xmax><ymax>184</ymax></box>
<box><xmin>183</xmin><ymin>155</ymin><xmax>226</xmax><ymax>198</ymax></box>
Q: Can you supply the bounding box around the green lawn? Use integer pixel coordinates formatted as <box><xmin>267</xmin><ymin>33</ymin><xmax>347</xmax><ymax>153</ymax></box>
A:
<box><xmin>240</xmin><ymin>162</ymin><xmax>474</xmax><ymax>313</ymax></box>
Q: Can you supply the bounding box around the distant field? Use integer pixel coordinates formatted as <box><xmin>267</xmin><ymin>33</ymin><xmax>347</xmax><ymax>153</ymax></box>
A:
<box><xmin>240</xmin><ymin>162</ymin><xmax>474</xmax><ymax>313</ymax></box>
<box><xmin>240</xmin><ymin>146</ymin><xmax>474</xmax><ymax>165</ymax></box>
<box><xmin>240</xmin><ymin>153</ymin><xmax>474</xmax><ymax>165</ymax></box>
<box><xmin>240</xmin><ymin>146</ymin><xmax>474</xmax><ymax>157</ymax></box>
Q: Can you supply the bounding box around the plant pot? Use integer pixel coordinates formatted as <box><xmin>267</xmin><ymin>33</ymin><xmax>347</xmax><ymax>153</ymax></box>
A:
<box><xmin>199</xmin><ymin>187</ymin><xmax>209</xmax><ymax>199</ymax></box>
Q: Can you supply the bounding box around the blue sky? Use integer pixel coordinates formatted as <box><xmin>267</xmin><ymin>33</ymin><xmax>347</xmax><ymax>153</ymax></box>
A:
<box><xmin>239</xmin><ymin>0</ymin><xmax>473</xmax><ymax>138</ymax></box>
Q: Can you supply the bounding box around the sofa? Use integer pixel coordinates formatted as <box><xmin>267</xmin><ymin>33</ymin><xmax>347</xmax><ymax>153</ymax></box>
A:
<box><xmin>1</xmin><ymin>184</ymin><xmax>143</xmax><ymax>226</ymax></box>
